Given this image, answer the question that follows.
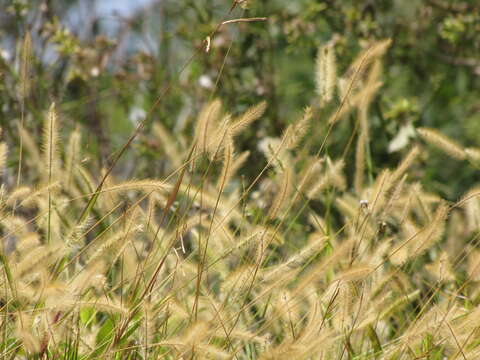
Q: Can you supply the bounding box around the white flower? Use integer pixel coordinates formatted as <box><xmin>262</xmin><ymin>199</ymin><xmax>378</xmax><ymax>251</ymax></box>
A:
<box><xmin>388</xmin><ymin>123</ymin><xmax>415</xmax><ymax>153</ymax></box>
<box><xmin>90</xmin><ymin>66</ymin><xmax>100</xmax><ymax>77</ymax></box>
<box><xmin>0</xmin><ymin>48</ymin><xmax>11</xmax><ymax>61</ymax></box>
<box><xmin>129</xmin><ymin>106</ymin><xmax>146</xmax><ymax>125</ymax></box>
<box><xmin>198</xmin><ymin>75</ymin><xmax>214</xmax><ymax>89</ymax></box>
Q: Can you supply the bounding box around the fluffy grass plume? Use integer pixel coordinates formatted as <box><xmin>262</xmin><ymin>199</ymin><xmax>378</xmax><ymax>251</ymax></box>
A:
<box><xmin>330</xmin><ymin>39</ymin><xmax>391</xmax><ymax>125</ymax></box>
<box><xmin>19</xmin><ymin>31</ymin><xmax>32</xmax><ymax>100</ymax></box>
<box><xmin>0</xmin><ymin>141</ymin><xmax>7</xmax><ymax>176</ymax></box>
<box><xmin>16</xmin><ymin>31</ymin><xmax>33</xmax><ymax>191</ymax></box>
<box><xmin>282</xmin><ymin>106</ymin><xmax>312</xmax><ymax>150</ymax></box>
<box><xmin>417</xmin><ymin>127</ymin><xmax>466</xmax><ymax>160</ymax></box>
<box><xmin>230</xmin><ymin>100</ymin><xmax>267</xmax><ymax>135</ymax></box>
<box><xmin>316</xmin><ymin>43</ymin><xmax>336</xmax><ymax>105</ymax></box>
<box><xmin>42</xmin><ymin>103</ymin><xmax>59</xmax><ymax>182</ymax></box>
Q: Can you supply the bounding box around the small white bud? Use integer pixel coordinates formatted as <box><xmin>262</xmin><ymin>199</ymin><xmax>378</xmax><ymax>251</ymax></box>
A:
<box><xmin>199</xmin><ymin>75</ymin><xmax>214</xmax><ymax>89</ymax></box>
<box><xmin>359</xmin><ymin>199</ymin><xmax>369</xmax><ymax>208</ymax></box>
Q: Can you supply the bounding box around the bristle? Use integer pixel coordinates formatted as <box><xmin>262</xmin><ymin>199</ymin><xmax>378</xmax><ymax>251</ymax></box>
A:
<box><xmin>65</xmin><ymin>127</ymin><xmax>81</xmax><ymax>189</ymax></box>
<box><xmin>329</xmin><ymin>39</ymin><xmax>391</xmax><ymax>124</ymax></box>
<box><xmin>316</xmin><ymin>44</ymin><xmax>337</xmax><ymax>105</ymax></box>
<box><xmin>18</xmin><ymin>125</ymin><xmax>42</xmax><ymax>171</ymax></box>
<box><xmin>327</xmin><ymin>158</ymin><xmax>347</xmax><ymax>190</ymax></box>
<box><xmin>226</xmin><ymin>150</ymin><xmax>250</xmax><ymax>184</ymax></box>
<box><xmin>19</xmin><ymin>31</ymin><xmax>32</xmax><ymax>100</ymax></box>
<box><xmin>86</xmin><ymin>224</ymin><xmax>141</xmax><ymax>266</ymax></box>
<box><xmin>6</xmin><ymin>186</ymin><xmax>31</xmax><ymax>206</ymax></box>
<box><xmin>43</xmin><ymin>102</ymin><xmax>59</xmax><ymax>183</ymax></box>
<box><xmin>380</xmin><ymin>173</ymin><xmax>406</xmax><ymax>219</ymax></box>
<box><xmin>153</xmin><ymin>122</ymin><xmax>182</xmax><ymax>168</ymax></box>
<box><xmin>354</xmin><ymin>130</ymin><xmax>367</xmax><ymax>194</ymax></box>
<box><xmin>216</xmin><ymin>133</ymin><xmax>234</xmax><ymax>190</ymax></box>
<box><xmin>465</xmin><ymin>147</ymin><xmax>480</xmax><ymax>162</ymax></box>
<box><xmin>195</xmin><ymin>99</ymin><xmax>223</xmax><ymax>154</ymax></box>
<box><xmin>102</xmin><ymin>179</ymin><xmax>171</xmax><ymax>195</ymax></box>
<box><xmin>42</xmin><ymin>104</ymin><xmax>62</xmax><ymax>245</ymax></box>
<box><xmin>230</xmin><ymin>101</ymin><xmax>267</xmax><ymax>135</ymax></box>
<box><xmin>282</xmin><ymin>107</ymin><xmax>313</xmax><ymax>150</ymax></box>
<box><xmin>369</xmin><ymin>169</ymin><xmax>391</xmax><ymax>215</ymax></box>
<box><xmin>410</xmin><ymin>202</ymin><xmax>448</xmax><ymax>258</ymax></box>
<box><xmin>205</xmin><ymin>114</ymin><xmax>231</xmax><ymax>161</ymax></box>
<box><xmin>258</xmin><ymin>136</ymin><xmax>291</xmax><ymax>173</ymax></box>
<box><xmin>357</xmin><ymin>59</ymin><xmax>383</xmax><ymax>110</ymax></box>
<box><xmin>0</xmin><ymin>142</ymin><xmax>7</xmax><ymax>176</ymax></box>
<box><xmin>293</xmin><ymin>237</ymin><xmax>355</xmax><ymax>297</ymax></box>
<box><xmin>263</xmin><ymin>235</ymin><xmax>326</xmax><ymax>282</ymax></box>
<box><xmin>298</xmin><ymin>157</ymin><xmax>323</xmax><ymax>195</ymax></box>
<box><xmin>349</xmin><ymin>39</ymin><xmax>392</xmax><ymax>78</ymax></box>
<box><xmin>417</xmin><ymin>127</ymin><xmax>466</xmax><ymax>160</ymax></box>
<box><xmin>468</xmin><ymin>250</ymin><xmax>480</xmax><ymax>281</ymax></box>
<box><xmin>268</xmin><ymin>167</ymin><xmax>293</xmax><ymax>218</ymax></box>
<box><xmin>307</xmin><ymin>158</ymin><xmax>346</xmax><ymax>199</ymax></box>
<box><xmin>425</xmin><ymin>251</ymin><xmax>454</xmax><ymax>282</ymax></box>
<box><xmin>390</xmin><ymin>145</ymin><xmax>420</xmax><ymax>183</ymax></box>
<box><xmin>336</xmin><ymin>265</ymin><xmax>373</xmax><ymax>282</ymax></box>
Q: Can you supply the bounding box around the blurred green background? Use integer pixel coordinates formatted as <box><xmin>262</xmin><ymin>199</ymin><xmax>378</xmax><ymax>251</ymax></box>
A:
<box><xmin>0</xmin><ymin>0</ymin><xmax>479</xmax><ymax>199</ymax></box>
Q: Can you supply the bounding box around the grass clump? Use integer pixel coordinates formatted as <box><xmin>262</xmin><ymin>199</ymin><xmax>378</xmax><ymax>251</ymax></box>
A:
<box><xmin>1</xmin><ymin>13</ymin><xmax>480</xmax><ymax>360</ymax></box>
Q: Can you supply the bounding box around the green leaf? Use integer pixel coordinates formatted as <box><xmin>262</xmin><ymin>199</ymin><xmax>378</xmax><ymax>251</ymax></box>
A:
<box><xmin>91</xmin><ymin>317</ymin><xmax>115</xmax><ymax>358</ymax></box>
<box><xmin>80</xmin><ymin>307</ymin><xmax>96</xmax><ymax>328</ymax></box>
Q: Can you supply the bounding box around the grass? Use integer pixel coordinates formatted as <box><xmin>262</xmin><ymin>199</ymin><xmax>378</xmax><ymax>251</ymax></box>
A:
<box><xmin>1</xmin><ymin>11</ymin><xmax>480</xmax><ymax>360</ymax></box>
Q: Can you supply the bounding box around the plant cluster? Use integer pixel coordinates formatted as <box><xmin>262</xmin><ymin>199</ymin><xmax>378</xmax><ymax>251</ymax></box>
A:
<box><xmin>1</xmin><ymin>1</ymin><xmax>480</xmax><ymax>359</ymax></box>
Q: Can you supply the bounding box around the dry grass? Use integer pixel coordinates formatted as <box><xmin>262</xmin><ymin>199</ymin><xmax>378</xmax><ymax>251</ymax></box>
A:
<box><xmin>0</xmin><ymin>37</ymin><xmax>479</xmax><ymax>360</ymax></box>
